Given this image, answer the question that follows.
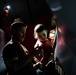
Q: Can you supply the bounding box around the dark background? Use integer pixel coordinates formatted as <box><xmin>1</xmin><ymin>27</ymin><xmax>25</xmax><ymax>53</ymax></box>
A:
<box><xmin>0</xmin><ymin>0</ymin><xmax>52</xmax><ymax>26</ymax></box>
<box><xmin>0</xmin><ymin>0</ymin><xmax>76</xmax><ymax>31</ymax></box>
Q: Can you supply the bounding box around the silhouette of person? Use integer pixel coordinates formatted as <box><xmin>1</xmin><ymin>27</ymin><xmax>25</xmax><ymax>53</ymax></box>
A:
<box><xmin>2</xmin><ymin>22</ymin><xmax>43</xmax><ymax>75</ymax></box>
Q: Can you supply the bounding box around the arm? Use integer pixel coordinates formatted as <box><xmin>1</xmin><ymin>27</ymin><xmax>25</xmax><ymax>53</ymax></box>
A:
<box><xmin>24</xmin><ymin>48</ymin><xmax>44</xmax><ymax>65</ymax></box>
<box><xmin>3</xmin><ymin>45</ymin><xmax>43</xmax><ymax>72</ymax></box>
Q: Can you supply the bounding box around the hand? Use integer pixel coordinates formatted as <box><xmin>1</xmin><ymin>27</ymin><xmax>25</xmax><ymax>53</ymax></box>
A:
<box><xmin>33</xmin><ymin>47</ymin><xmax>44</xmax><ymax>56</ymax></box>
<box><xmin>36</xmin><ymin>46</ymin><xmax>44</xmax><ymax>54</ymax></box>
<box><xmin>33</xmin><ymin>62</ymin><xmax>43</xmax><ymax>69</ymax></box>
<box><xmin>35</xmin><ymin>49</ymin><xmax>44</xmax><ymax>56</ymax></box>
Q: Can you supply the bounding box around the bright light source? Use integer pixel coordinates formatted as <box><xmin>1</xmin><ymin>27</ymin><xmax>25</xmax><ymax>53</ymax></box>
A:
<box><xmin>6</xmin><ymin>5</ymin><xmax>10</xmax><ymax>10</ymax></box>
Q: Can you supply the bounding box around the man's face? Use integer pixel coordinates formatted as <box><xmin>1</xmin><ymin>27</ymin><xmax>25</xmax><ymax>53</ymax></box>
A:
<box><xmin>37</xmin><ymin>30</ymin><xmax>47</xmax><ymax>42</ymax></box>
<box><xmin>15</xmin><ymin>26</ymin><xmax>27</xmax><ymax>42</ymax></box>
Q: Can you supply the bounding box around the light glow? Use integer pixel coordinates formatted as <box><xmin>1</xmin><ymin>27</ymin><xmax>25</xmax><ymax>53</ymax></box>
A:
<box><xmin>6</xmin><ymin>5</ymin><xmax>10</xmax><ymax>10</ymax></box>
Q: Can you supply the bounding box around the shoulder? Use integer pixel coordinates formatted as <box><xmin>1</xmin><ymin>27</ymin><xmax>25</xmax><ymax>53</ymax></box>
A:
<box><xmin>0</xmin><ymin>29</ymin><xmax>4</xmax><ymax>33</ymax></box>
<box><xmin>3</xmin><ymin>42</ymin><xmax>19</xmax><ymax>60</ymax></box>
<box><xmin>3</xmin><ymin>40</ymin><xmax>18</xmax><ymax>56</ymax></box>
<box><xmin>3</xmin><ymin>44</ymin><xmax>13</xmax><ymax>56</ymax></box>
<box><xmin>0</xmin><ymin>28</ymin><xmax>5</xmax><ymax>37</ymax></box>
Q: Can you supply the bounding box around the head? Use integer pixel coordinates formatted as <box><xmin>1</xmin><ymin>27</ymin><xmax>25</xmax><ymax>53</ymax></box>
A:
<box><xmin>4</xmin><ymin>6</ymin><xmax>10</xmax><ymax>14</ymax></box>
<box><xmin>34</xmin><ymin>24</ymin><xmax>47</xmax><ymax>42</ymax></box>
<box><xmin>11</xmin><ymin>22</ymin><xmax>27</xmax><ymax>43</ymax></box>
<box><xmin>12</xmin><ymin>15</ymin><xmax>23</xmax><ymax>22</ymax></box>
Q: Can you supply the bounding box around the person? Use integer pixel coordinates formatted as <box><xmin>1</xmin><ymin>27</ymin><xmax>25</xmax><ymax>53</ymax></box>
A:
<box><xmin>34</xmin><ymin>24</ymin><xmax>54</xmax><ymax>75</ymax></box>
<box><xmin>2</xmin><ymin>22</ymin><xmax>43</xmax><ymax>75</ymax></box>
<box><xmin>12</xmin><ymin>15</ymin><xmax>24</xmax><ymax>23</ymax></box>
<box><xmin>0</xmin><ymin>28</ymin><xmax>7</xmax><ymax>75</ymax></box>
<box><xmin>1</xmin><ymin>6</ymin><xmax>11</xmax><ymax>43</ymax></box>
<box><xmin>1</xmin><ymin>6</ymin><xmax>23</xmax><ymax>43</ymax></box>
